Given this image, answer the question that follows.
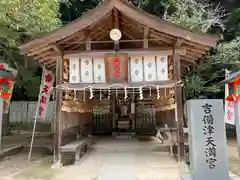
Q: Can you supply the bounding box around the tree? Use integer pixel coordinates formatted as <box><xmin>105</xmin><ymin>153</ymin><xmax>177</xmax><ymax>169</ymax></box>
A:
<box><xmin>0</xmin><ymin>0</ymin><xmax>61</xmax><ymax>100</ymax></box>
<box><xmin>0</xmin><ymin>0</ymin><xmax>61</xmax><ymax>135</ymax></box>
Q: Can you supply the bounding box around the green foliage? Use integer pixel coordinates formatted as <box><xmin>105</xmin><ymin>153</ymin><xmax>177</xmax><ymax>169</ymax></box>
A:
<box><xmin>183</xmin><ymin>36</ymin><xmax>240</xmax><ymax>99</ymax></box>
<box><xmin>60</xmin><ymin>0</ymin><xmax>100</xmax><ymax>23</ymax></box>
<box><xmin>163</xmin><ymin>0</ymin><xmax>226</xmax><ymax>33</ymax></box>
<box><xmin>0</xmin><ymin>0</ymin><xmax>61</xmax><ymax>100</ymax></box>
<box><xmin>0</xmin><ymin>0</ymin><xmax>61</xmax><ymax>46</ymax></box>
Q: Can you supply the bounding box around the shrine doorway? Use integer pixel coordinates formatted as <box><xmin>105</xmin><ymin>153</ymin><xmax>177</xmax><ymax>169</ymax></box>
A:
<box><xmin>115</xmin><ymin>98</ymin><xmax>132</xmax><ymax>134</ymax></box>
<box><xmin>91</xmin><ymin>92</ymin><xmax>156</xmax><ymax>136</ymax></box>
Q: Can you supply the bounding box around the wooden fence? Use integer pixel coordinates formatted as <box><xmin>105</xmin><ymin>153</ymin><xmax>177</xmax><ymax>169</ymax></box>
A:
<box><xmin>9</xmin><ymin>101</ymin><xmax>55</xmax><ymax>124</ymax></box>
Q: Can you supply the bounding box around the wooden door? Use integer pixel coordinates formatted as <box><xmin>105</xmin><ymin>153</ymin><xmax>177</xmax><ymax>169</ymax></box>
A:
<box><xmin>136</xmin><ymin>103</ymin><xmax>156</xmax><ymax>135</ymax></box>
<box><xmin>92</xmin><ymin>100</ymin><xmax>112</xmax><ymax>135</ymax></box>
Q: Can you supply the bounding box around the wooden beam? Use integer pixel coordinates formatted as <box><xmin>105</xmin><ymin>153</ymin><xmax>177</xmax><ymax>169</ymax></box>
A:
<box><xmin>59</xmin><ymin>31</ymin><xmax>84</xmax><ymax>44</ymax></box>
<box><xmin>35</xmin><ymin>51</ymin><xmax>56</xmax><ymax>60</ymax></box>
<box><xmin>91</xmin><ymin>25</ymin><xmax>111</xmax><ymax>41</ymax></box>
<box><xmin>175</xmin><ymin>38</ymin><xmax>183</xmax><ymax>47</ymax></box>
<box><xmin>27</xmin><ymin>45</ymin><xmax>53</xmax><ymax>56</ymax></box>
<box><xmin>120</xmin><ymin>21</ymin><xmax>169</xmax><ymax>46</ymax></box>
<box><xmin>173</xmin><ymin>42</ymin><xmax>185</xmax><ymax>161</ymax></box>
<box><xmin>60</xmin><ymin>47</ymin><xmax>186</xmax><ymax>59</ymax></box>
<box><xmin>180</xmin><ymin>56</ymin><xmax>196</xmax><ymax>65</ymax></box>
<box><xmin>186</xmin><ymin>51</ymin><xmax>203</xmax><ymax>59</ymax></box>
<box><xmin>153</xmin><ymin>30</ymin><xmax>211</xmax><ymax>51</ymax></box>
<box><xmin>48</xmin><ymin>61</ymin><xmax>57</xmax><ymax>69</ymax></box>
<box><xmin>120</xmin><ymin>14</ymin><xmax>145</xmax><ymax>30</ymax></box>
<box><xmin>143</xmin><ymin>26</ymin><xmax>149</xmax><ymax>48</ymax></box>
<box><xmin>113</xmin><ymin>8</ymin><xmax>120</xmax><ymax>50</ymax></box>
<box><xmin>185</xmin><ymin>47</ymin><xmax>206</xmax><ymax>56</ymax></box>
<box><xmin>53</xmin><ymin>45</ymin><xmax>64</xmax><ymax>164</ymax></box>
<box><xmin>62</xmin><ymin>35</ymin><xmax>85</xmax><ymax>49</ymax></box>
<box><xmin>120</xmin><ymin>23</ymin><xmax>143</xmax><ymax>39</ymax></box>
<box><xmin>87</xmin><ymin>12</ymin><xmax>112</xmax><ymax>31</ymax></box>
<box><xmin>149</xmin><ymin>32</ymin><xmax>173</xmax><ymax>45</ymax></box>
<box><xmin>42</xmin><ymin>59</ymin><xmax>56</xmax><ymax>66</ymax></box>
<box><xmin>121</xmin><ymin>31</ymin><xmax>141</xmax><ymax>46</ymax></box>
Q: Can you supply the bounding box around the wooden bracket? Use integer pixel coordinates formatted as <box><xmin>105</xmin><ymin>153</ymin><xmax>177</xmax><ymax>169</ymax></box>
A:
<box><xmin>143</xmin><ymin>26</ymin><xmax>149</xmax><ymax>49</ymax></box>
<box><xmin>84</xmin><ymin>31</ymin><xmax>91</xmax><ymax>51</ymax></box>
<box><xmin>173</xmin><ymin>38</ymin><xmax>183</xmax><ymax>49</ymax></box>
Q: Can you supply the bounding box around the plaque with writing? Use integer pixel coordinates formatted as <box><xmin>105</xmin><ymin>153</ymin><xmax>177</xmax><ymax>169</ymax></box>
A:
<box><xmin>105</xmin><ymin>53</ymin><xmax>128</xmax><ymax>83</ymax></box>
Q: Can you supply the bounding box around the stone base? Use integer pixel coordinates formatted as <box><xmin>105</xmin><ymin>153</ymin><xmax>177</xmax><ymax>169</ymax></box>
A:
<box><xmin>181</xmin><ymin>174</ymin><xmax>234</xmax><ymax>180</ymax></box>
<box><xmin>180</xmin><ymin>174</ymin><xmax>192</xmax><ymax>180</ymax></box>
<box><xmin>51</xmin><ymin>160</ymin><xmax>63</xmax><ymax>169</ymax></box>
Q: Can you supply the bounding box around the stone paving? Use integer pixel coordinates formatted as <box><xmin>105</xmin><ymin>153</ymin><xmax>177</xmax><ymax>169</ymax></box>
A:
<box><xmin>52</xmin><ymin>137</ymin><xmax>181</xmax><ymax>180</ymax></box>
<box><xmin>1</xmin><ymin>136</ymin><xmax>240</xmax><ymax>180</ymax></box>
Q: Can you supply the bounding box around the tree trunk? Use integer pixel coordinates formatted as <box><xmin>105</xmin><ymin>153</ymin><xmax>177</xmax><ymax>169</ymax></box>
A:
<box><xmin>2</xmin><ymin>113</ymin><xmax>9</xmax><ymax>136</ymax></box>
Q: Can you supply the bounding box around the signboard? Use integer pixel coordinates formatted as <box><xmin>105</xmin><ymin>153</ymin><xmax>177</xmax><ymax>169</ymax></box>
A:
<box><xmin>105</xmin><ymin>53</ymin><xmax>128</xmax><ymax>83</ymax></box>
<box><xmin>186</xmin><ymin>99</ymin><xmax>229</xmax><ymax>180</ymax></box>
<box><xmin>37</xmin><ymin>69</ymin><xmax>54</xmax><ymax>120</ymax></box>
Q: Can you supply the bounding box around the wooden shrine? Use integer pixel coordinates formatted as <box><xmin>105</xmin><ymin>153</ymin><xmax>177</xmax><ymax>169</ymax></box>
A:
<box><xmin>18</xmin><ymin>0</ymin><xmax>219</xmax><ymax>162</ymax></box>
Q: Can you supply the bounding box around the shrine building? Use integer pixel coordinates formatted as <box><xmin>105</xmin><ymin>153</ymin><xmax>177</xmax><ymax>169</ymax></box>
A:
<box><xmin>18</xmin><ymin>0</ymin><xmax>219</xmax><ymax>162</ymax></box>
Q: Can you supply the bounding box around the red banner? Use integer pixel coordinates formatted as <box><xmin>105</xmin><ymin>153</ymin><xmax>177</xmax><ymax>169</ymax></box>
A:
<box><xmin>37</xmin><ymin>69</ymin><xmax>54</xmax><ymax>120</ymax></box>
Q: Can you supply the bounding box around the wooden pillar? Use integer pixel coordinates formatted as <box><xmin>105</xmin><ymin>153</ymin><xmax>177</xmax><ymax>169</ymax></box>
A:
<box><xmin>173</xmin><ymin>42</ymin><xmax>185</xmax><ymax>161</ymax></box>
<box><xmin>53</xmin><ymin>46</ymin><xmax>64</xmax><ymax>163</ymax></box>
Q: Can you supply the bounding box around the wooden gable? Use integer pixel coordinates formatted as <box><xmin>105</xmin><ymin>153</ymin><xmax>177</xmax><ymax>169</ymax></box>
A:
<box><xmin>18</xmin><ymin>0</ymin><xmax>220</xmax><ymax>70</ymax></box>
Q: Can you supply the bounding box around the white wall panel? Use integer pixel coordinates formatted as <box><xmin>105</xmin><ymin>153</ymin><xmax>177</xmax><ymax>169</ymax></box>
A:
<box><xmin>93</xmin><ymin>58</ymin><xmax>106</xmax><ymax>83</ymax></box>
<box><xmin>143</xmin><ymin>56</ymin><xmax>157</xmax><ymax>82</ymax></box>
<box><xmin>156</xmin><ymin>56</ymin><xmax>168</xmax><ymax>81</ymax></box>
<box><xmin>130</xmin><ymin>56</ymin><xmax>144</xmax><ymax>82</ymax></box>
<box><xmin>69</xmin><ymin>57</ymin><xmax>80</xmax><ymax>83</ymax></box>
<box><xmin>80</xmin><ymin>57</ymin><xmax>93</xmax><ymax>83</ymax></box>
